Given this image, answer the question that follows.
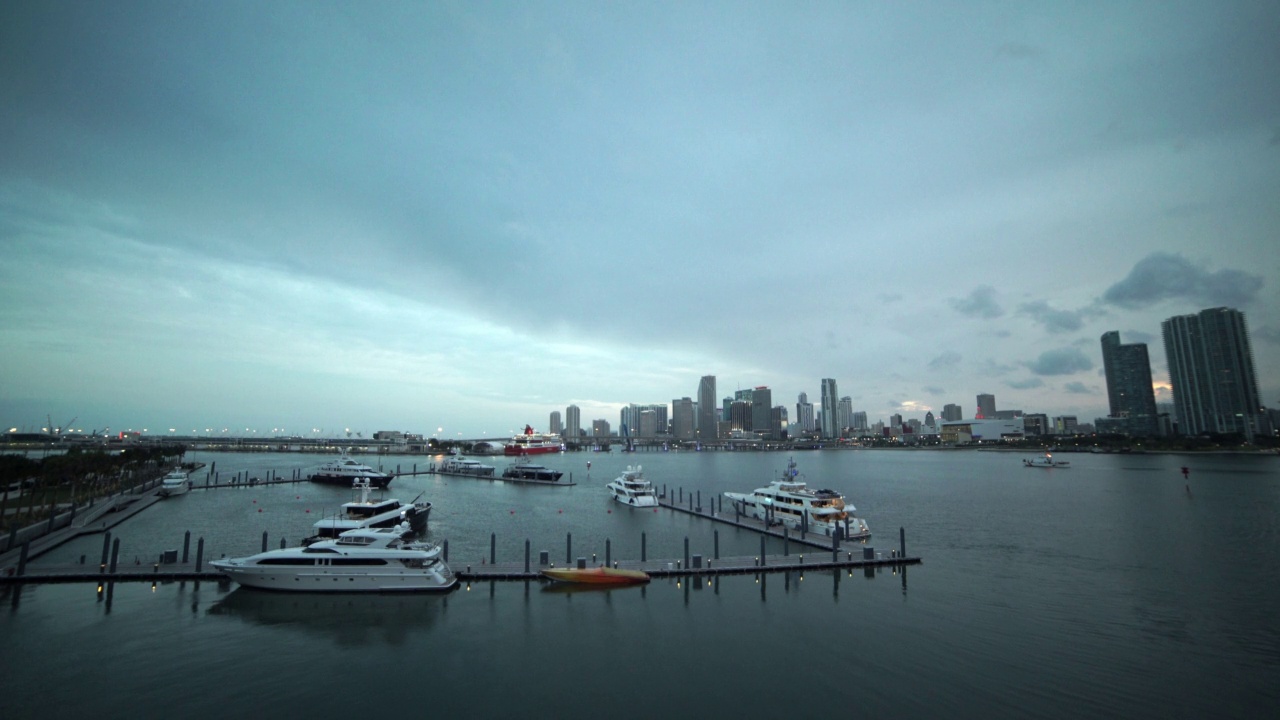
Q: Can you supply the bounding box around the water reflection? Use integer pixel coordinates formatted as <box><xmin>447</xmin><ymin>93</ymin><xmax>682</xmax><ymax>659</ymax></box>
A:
<box><xmin>207</xmin><ymin>588</ymin><xmax>447</xmax><ymax>646</ymax></box>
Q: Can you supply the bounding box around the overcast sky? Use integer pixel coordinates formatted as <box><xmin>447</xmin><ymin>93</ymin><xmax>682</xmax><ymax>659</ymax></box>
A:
<box><xmin>2</xmin><ymin>1</ymin><xmax>1277</xmax><ymax>439</ymax></box>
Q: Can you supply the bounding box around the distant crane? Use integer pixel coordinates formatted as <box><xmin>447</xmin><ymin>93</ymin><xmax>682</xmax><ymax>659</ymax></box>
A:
<box><xmin>46</xmin><ymin>414</ymin><xmax>77</xmax><ymax>438</ymax></box>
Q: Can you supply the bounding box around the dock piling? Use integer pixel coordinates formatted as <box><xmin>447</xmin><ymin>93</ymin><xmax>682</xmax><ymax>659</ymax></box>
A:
<box><xmin>99</xmin><ymin>532</ymin><xmax>111</xmax><ymax>572</ymax></box>
<box><xmin>109</xmin><ymin>538</ymin><xmax>120</xmax><ymax>574</ymax></box>
<box><xmin>900</xmin><ymin>527</ymin><xmax>906</xmax><ymax>558</ymax></box>
<box><xmin>641</xmin><ymin>532</ymin><xmax>647</xmax><ymax>562</ymax></box>
<box><xmin>196</xmin><ymin>537</ymin><xmax>204</xmax><ymax>572</ymax></box>
<box><xmin>684</xmin><ymin>537</ymin><xmax>689</xmax><ymax>569</ymax></box>
<box><xmin>566</xmin><ymin>533</ymin><xmax>572</xmax><ymax>564</ymax></box>
<box><xmin>490</xmin><ymin>533</ymin><xmax>496</xmax><ymax>565</ymax></box>
<box><xmin>714</xmin><ymin>530</ymin><xmax>719</xmax><ymax>560</ymax></box>
<box><xmin>182</xmin><ymin>531</ymin><xmax>190</xmax><ymax>564</ymax></box>
<box><xmin>524</xmin><ymin>540</ymin><xmax>530</xmax><ymax>573</ymax></box>
<box><xmin>17</xmin><ymin>541</ymin><xmax>29</xmax><ymax>576</ymax></box>
<box><xmin>261</xmin><ymin>531</ymin><xmax>268</xmax><ymax>553</ymax></box>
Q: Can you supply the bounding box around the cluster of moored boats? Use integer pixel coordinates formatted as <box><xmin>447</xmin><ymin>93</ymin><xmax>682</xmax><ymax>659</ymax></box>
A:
<box><xmin>201</xmin><ymin>453</ymin><xmax>870</xmax><ymax>593</ymax></box>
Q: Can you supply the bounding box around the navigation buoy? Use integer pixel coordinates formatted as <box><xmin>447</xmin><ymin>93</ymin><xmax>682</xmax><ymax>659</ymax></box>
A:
<box><xmin>257</xmin><ymin>508</ymin><xmax>262</xmax><ymax>513</ymax></box>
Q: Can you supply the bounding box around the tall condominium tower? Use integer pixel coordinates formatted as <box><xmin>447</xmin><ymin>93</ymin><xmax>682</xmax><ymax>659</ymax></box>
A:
<box><xmin>672</xmin><ymin>397</ymin><xmax>695</xmax><ymax>440</ymax></box>
<box><xmin>565</xmin><ymin>405</ymin><xmax>581</xmax><ymax>439</ymax></box>
<box><xmin>697</xmin><ymin>375</ymin><xmax>718</xmax><ymax>441</ymax></box>
<box><xmin>837</xmin><ymin>397</ymin><xmax>854</xmax><ymax>435</ymax></box>
<box><xmin>820</xmin><ymin>378</ymin><xmax>839</xmax><ymax>439</ymax></box>
<box><xmin>549</xmin><ymin>410</ymin><xmax>562</xmax><ymax>435</ymax></box>
<box><xmin>976</xmin><ymin>394</ymin><xmax>996</xmax><ymax>419</ymax></box>
<box><xmin>942</xmin><ymin>403</ymin><xmax>962</xmax><ymax>421</ymax></box>
<box><xmin>1100</xmin><ymin>331</ymin><xmax>1158</xmax><ymax>436</ymax></box>
<box><xmin>795</xmin><ymin>392</ymin><xmax>815</xmax><ymax>433</ymax></box>
<box><xmin>751</xmin><ymin>387</ymin><xmax>773</xmax><ymax>438</ymax></box>
<box><xmin>1162</xmin><ymin>307</ymin><xmax>1264</xmax><ymax>438</ymax></box>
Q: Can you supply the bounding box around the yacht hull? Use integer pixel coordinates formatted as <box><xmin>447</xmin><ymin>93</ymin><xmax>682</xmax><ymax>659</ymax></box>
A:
<box><xmin>212</xmin><ymin>565</ymin><xmax>457</xmax><ymax>593</ymax></box>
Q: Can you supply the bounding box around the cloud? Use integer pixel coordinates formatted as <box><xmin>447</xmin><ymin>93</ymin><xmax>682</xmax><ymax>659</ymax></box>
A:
<box><xmin>950</xmin><ymin>286</ymin><xmax>1004</xmax><ymax>319</ymax></box>
<box><xmin>927</xmin><ymin>352</ymin><xmax>962</xmax><ymax>370</ymax></box>
<box><xmin>1024</xmin><ymin>347</ymin><xmax>1094</xmax><ymax>376</ymax></box>
<box><xmin>1005</xmin><ymin>377</ymin><xmax>1045</xmax><ymax>389</ymax></box>
<box><xmin>1063</xmin><ymin>381</ymin><xmax>1092</xmax><ymax>394</ymax></box>
<box><xmin>1101</xmin><ymin>253</ymin><xmax>1265</xmax><ymax>309</ymax></box>
<box><xmin>922</xmin><ymin>385</ymin><xmax>946</xmax><ymax>395</ymax></box>
<box><xmin>1252</xmin><ymin>325</ymin><xmax>1280</xmax><ymax>345</ymax></box>
<box><xmin>1124</xmin><ymin>330</ymin><xmax>1156</xmax><ymax>344</ymax></box>
<box><xmin>1018</xmin><ymin>300</ymin><xmax>1101</xmax><ymax>334</ymax></box>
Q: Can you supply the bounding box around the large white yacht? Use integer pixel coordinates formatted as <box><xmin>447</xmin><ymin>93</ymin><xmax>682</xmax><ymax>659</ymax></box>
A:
<box><xmin>158</xmin><ymin>468</ymin><xmax>191</xmax><ymax>497</ymax></box>
<box><xmin>724</xmin><ymin>458</ymin><xmax>870</xmax><ymax>539</ymax></box>
<box><xmin>607</xmin><ymin>465</ymin><xmax>658</xmax><ymax>507</ymax></box>
<box><xmin>307</xmin><ymin>479</ymin><xmax>429</xmax><ymax>543</ymax></box>
<box><xmin>438</xmin><ymin>457</ymin><xmax>496</xmax><ymax>477</ymax></box>
<box><xmin>307</xmin><ymin>449</ymin><xmax>394</xmax><ymax>488</ymax></box>
<box><xmin>211</xmin><ymin>524</ymin><xmax>456</xmax><ymax>593</ymax></box>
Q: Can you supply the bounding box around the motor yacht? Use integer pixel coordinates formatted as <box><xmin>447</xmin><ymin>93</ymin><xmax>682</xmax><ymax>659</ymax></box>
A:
<box><xmin>307</xmin><ymin>479</ymin><xmax>429</xmax><ymax>543</ymax></box>
<box><xmin>1024</xmin><ymin>453</ymin><xmax>1070</xmax><ymax>468</ymax></box>
<box><xmin>438</xmin><ymin>457</ymin><xmax>496</xmax><ymax>477</ymax></box>
<box><xmin>307</xmin><ymin>449</ymin><xmax>394</xmax><ymax>488</ymax></box>
<box><xmin>211</xmin><ymin>524</ymin><xmax>456</xmax><ymax>593</ymax></box>
<box><xmin>606</xmin><ymin>465</ymin><xmax>658</xmax><ymax>507</ymax></box>
<box><xmin>723</xmin><ymin>457</ymin><xmax>870</xmax><ymax>539</ymax></box>
<box><xmin>502</xmin><ymin>458</ymin><xmax>564</xmax><ymax>482</ymax></box>
<box><xmin>158</xmin><ymin>469</ymin><xmax>191</xmax><ymax>497</ymax></box>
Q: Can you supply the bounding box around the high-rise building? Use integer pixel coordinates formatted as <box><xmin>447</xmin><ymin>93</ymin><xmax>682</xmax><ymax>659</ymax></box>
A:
<box><xmin>565</xmin><ymin>405</ymin><xmax>581</xmax><ymax>439</ymax></box>
<box><xmin>549</xmin><ymin>411</ymin><xmax>562</xmax><ymax>436</ymax></box>
<box><xmin>671</xmin><ymin>397</ymin><xmax>695</xmax><ymax>440</ymax></box>
<box><xmin>837</xmin><ymin>397</ymin><xmax>853</xmax><ymax>436</ymax></box>
<box><xmin>942</xmin><ymin>404</ymin><xmax>962</xmax><ymax>422</ymax></box>
<box><xmin>771</xmin><ymin>405</ymin><xmax>789</xmax><ymax>440</ymax></box>
<box><xmin>1100</xmin><ymin>331</ymin><xmax>1159</xmax><ymax>436</ymax></box>
<box><xmin>924</xmin><ymin>411</ymin><xmax>935</xmax><ymax>429</ymax></box>
<box><xmin>697</xmin><ymin>375</ymin><xmax>718</xmax><ymax>442</ymax></box>
<box><xmin>751</xmin><ymin>387</ymin><xmax>773</xmax><ymax>438</ymax></box>
<box><xmin>591</xmin><ymin>419</ymin><xmax>611</xmax><ymax>437</ymax></box>
<box><xmin>852</xmin><ymin>411</ymin><xmax>868</xmax><ymax>431</ymax></box>
<box><xmin>729</xmin><ymin>400</ymin><xmax>752</xmax><ymax>431</ymax></box>
<box><xmin>1162</xmin><ymin>307</ymin><xmax>1264</xmax><ymax>438</ymax></box>
<box><xmin>795</xmin><ymin>392</ymin><xmax>815</xmax><ymax>434</ymax></box>
<box><xmin>976</xmin><ymin>394</ymin><xmax>996</xmax><ymax>419</ymax></box>
<box><xmin>820</xmin><ymin>378</ymin><xmax>839</xmax><ymax>439</ymax></box>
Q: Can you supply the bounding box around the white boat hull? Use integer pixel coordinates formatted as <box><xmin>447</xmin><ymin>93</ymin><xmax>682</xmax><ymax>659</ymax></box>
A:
<box><xmin>211</xmin><ymin>563</ymin><xmax>456</xmax><ymax>593</ymax></box>
<box><xmin>159</xmin><ymin>482</ymin><xmax>190</xmax><ymax>497</ymax></box>
<box><xmin>611</xmin><ymin>493</ymin><xmax>658</xmax><ymax>507</ymax></box>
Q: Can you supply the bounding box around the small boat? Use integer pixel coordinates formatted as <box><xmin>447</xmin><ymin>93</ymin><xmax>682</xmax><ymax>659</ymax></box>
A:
<box><xmin>541</xmin><ymin>566</ymin><xmax>650</xmax><ymax>585</ymax></box>
<box><xmin>439</xmin><ymin>457</ymin><xmax>496</xmax><ymax>477</ymax></box>
<box><xmin>307</xmin><ymin>449</ymin><xmax>394</xmax><ymax>488</ymax></box>
<box><xmin>606</xmin><ymin>465</ymin><xmax>658</xmax><ymax>507</ymax></box>
<box><xmin>1024</xmin><ymin>453</ymin><xmax>1070</xmax><ymax>468</ymax></box>
<box><xmin>158</xmin><ymin>469</ymin><xmax>191</xmax><ymax>497</ymax></box>
<box><xmin>212</xmin><ymin>524</ymin><xmax>455</xmax><ymax>593</ymax></box>
<box><xmin>502</xmin><ymin>458</ymin><xmax>563</xmax><ymax>482</ymax></box>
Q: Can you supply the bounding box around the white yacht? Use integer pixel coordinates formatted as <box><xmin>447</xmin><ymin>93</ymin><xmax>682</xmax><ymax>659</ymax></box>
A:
<box><xmin>158</xmin><ymin>469</ymin><xmax>191</xmax><ymax>497</ymax></box>
<box><xmin>308</xmin><ymin>449</ymin><xmax>394</xmax><ymax>488</ymax></box>
<box><xmin>607</xmin><ymin>465</ymin><xmax>658</xmax><ymax>507</ymax></box>
<box><xmin>438</xmin><ymin>457</ymin><xmax>495</xmax><ymax>477</ymax></box>
<box><xmin>307</xmin><ymin>479</ymin><xmax>430</xmax><ymax>543</ymax></box>
<box><xmin>1024</xmin><ymin>453</ymin><xmax>1070</xmax><ymax>468</ymax></box>
<box><xmin>724</xmin><ymin>457</ymin><xmax>870</xmax><ymax>539</ymax></box>
<box><xmin>211</xmin><ymin>524</ymin><xmax>456</xmax><ymax>593</ymax></box>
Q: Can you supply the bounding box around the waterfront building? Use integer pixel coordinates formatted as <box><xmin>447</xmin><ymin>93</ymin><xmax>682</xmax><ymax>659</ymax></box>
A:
<box><xmin>697</xmin><ymin>375</ymin><xmax>718</xmax><ymax>442</ymax></box>
<box><xmin>890</xmin><ymin>413</ymin><xmax>903</xmax><ymax>431</ymax></box>
<box><xmin>1052</xmin><ymin>416</ymin><xmax>1078</xmax><ymax>435</ymax></box>
<box><xmin>795</xmin><ymin>393</ymin><xmax>815</xmax><ymax>433</ymax></box>
<box><xmin>1099</xmin><ymin>331</ymin><xmax>1159</xmax><ymax>436</ymax></box>
<box><xmin>837</xmin><ymin>397</ymin><xmax>854</xmax><ymax>437</ymax></box>
<box><xmin>924</xmin><ymin>411</ymin><xmax>935</xmax><ymax>429</ymax></box>
<box><xmin>820</xmin><ymin>378</ymin><xmax>839</xmax><ymax>439</ymax></box>
<box><xmin>591</xmin><ymin>419</ymin><xmax>610</xmax><ymax>437</ymax></box>
<box><xmin>940</xmin><ymin>417</ymin><xmax>1025</xmax><ymax>444</ymax></box>
<box><xmin>751</xmin><ymin>387</ymin><xmax>773</xmax><ymax>438</ymax></box>
<box><xmin>852</xmin><ymin>411</ymin><xmax>868</xmax><ymax>431</ymax></box>
<box><xmin>729</xmin><ymin>400</ymin><xmax>752</xmax><ymax>431</ymax></box>
<box><xmin>770</xmin><ymin>405</ymin><xmax>789</xmax><ymax>440</ymax></box>
<box><xmin>942</xmin><ymin>403</ymin><xmax>962</xmax><ymax>422</ymax></box>
<box><xmin>565</xmin><ymin>405</ymin><xmax>581</xmax><ymax>439</ymax></box>
<box><xmin>1162</xmin><ymin>307</ymin><xmax>1265</xmax><ymax>439</ymax></box>
<box><xmin>976</xmin><ymin>394</ymin><xmax>996</xmax><ymax>419</ymax></box>
<box><xmin>1023</xmin><ymin>413</ymin><xmax>1049</xmax><ymax>436</ymax></box>
<box><xmin>672</xmin><ymin>397</ymin><xmax>695</xmax><ymax>440</ymax></box>
<box><xmin>549</xmin><ymin>411</ymin><xmax>562</xmax><ymax>436</ymax></box>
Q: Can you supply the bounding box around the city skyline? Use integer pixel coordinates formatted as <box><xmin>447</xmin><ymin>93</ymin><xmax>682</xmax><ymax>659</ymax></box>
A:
<box><xmin>2</xmin><ymin>4</ymin><xmax>1278</xmax><ymax>437</ymax></box>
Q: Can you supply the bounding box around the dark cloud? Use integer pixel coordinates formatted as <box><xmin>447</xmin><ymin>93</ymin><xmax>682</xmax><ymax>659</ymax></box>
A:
<box><xmin>928</xmin><ymin>352</ymin><xmax>962</xmax><ymax>370</ymax></box>
<box><xmin>1005</xmin><ymin>377</ymin><xmax>1045</xmax><ymax>389</ymax></box>
<box><xmin>951</xmin><ymin>286</ymin><xmax>1003</xmax><ymax>319</ymax></box>
<box><xmin>1024</xmin><ymin>348</ymin><xmax>1094</xmax><ymax>376</ymax></box>
<box><xmin>1018</xmin><ymin>300</ymin><xmax>1102</xmax><ymax>334</ymax></box>
<box><xmin>1063</xmin><ymin>381</ymin><xmax>1092</xmax><ymax>394</ymax></box>
<box><xmin>1124</xmin><ymin>330</ymin><xmax>1156</xmax><ymax>344</ymax></box>
<box><xmin>922</xmin><ymin>385</ymin><xmax>946</xmax><ymax>395</ymax></box>
<box><xmin>1101</xmin><ymin>253</ymin><xmax>1265</xmax><ymax>309</ymax></box>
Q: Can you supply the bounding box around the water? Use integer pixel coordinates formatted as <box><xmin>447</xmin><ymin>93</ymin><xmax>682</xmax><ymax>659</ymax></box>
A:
<box><xmin>3</xmin><ymin>449</ymin><xmax>1278</xmax><ymax>719</ymax></box>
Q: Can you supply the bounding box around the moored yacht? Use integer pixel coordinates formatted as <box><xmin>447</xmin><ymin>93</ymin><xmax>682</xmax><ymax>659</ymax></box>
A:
<box><xmin>438</xmin><ymin>457</ymin><xmax>496</xmax><ymax>477</ymax></box>
<box><xmin>308</xmin><ymin>449</ymin><xmax>394</xmax><ymax>489</ymax></box>
<box><xmin>724</xmin><ymin>457</ymin><xmax>870</xmax><ymax>539</ymax></box>
<box><xmin>211</xmin><ymin>524</ymin><xmax>456</xmax><ymax>593</ymax></box>
<box><xmin>307</xmin><ymin>479</ymin><xmax>429</xmax><ymax>543</ymax></box>
<box><xmin>159</xmin><ymin>469</ymin><xmax>191</xmax><ymax>497</ymax></box>
<box><xmin>606</xmin><ymin>465</ymin><xmax>658</xmax><ymax>507</ymax></box>
<box><xmin>502</xmin><ymin>458</ymin><xmax>564</xmax><ymax>482</ymax></box>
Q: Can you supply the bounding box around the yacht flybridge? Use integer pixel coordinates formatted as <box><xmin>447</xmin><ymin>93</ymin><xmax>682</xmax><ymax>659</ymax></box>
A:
<box><xmin>724</xmin><ymin>457</ymin><xmax>870</xmax><ymax>540</ymax></box>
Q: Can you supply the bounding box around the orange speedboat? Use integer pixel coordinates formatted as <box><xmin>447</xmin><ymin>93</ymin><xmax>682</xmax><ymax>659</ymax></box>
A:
<box><xmin>540</xmin><ymin>566</ymin><xmax>650</xmax><ymax>585</ymax></box>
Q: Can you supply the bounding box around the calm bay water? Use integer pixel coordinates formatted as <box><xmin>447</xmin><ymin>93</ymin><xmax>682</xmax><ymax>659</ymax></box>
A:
<box><xmin>3</xmin><ymin>449</ymin><xmax>1278</xmax><ymax>719</ymax></box>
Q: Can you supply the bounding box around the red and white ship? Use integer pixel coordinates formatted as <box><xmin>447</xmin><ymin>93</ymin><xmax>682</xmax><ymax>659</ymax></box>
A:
<box><xmin>505</xmin><ymin>425</ymin><xmax>564</xmax><ymax>456</ymax></box>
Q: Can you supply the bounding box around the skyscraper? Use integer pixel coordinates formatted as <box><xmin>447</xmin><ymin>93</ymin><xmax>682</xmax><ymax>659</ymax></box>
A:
<box><xmin>751</xmin><ymin>387</ymin><xmax>773</xmax><ymax>438</ymax></box>
<box><xmin>942</xmin><ymin>404</ymin><xmax>962</xmax><ymax>422</ymax></box>
<box><xmin>549</xmin><ymin>410</ymin><xmax>562</xmax><ymax>435</ymax></box>
<box><xmin>820</xmin><ymin>378</ymin><xmax>839</xmax><ymax>439</ymax></box>
<box><xmin>697</xmin><ymin>375</ymin><xmax>718</xmax><ymax>441</ymax></box>
<box><xmin>1162</xmin><ymin>307</ymin><xmax>1264</xmax><ymax>438</ymax></box>
<box><xmin>1100</xmin><ymin>331</ymin><xmax>1158</xmax><ymax>436</ymax></box>
<box><xmin>565</xmin><ymin>405</ymin><xmax>581</xmax><ymax>439</ymax></box>
<box><xmin>795</xmin><ymin>392</ymin><xmax>815</xmax><ymax>433</ymax></box>
<box><xmin>976</xmin><ymin>394</ymin><xmax>996</xmax><ymax>419</ymax></box>
<box><xmin>672</xmin><ymin>397</ymin><xmax>695</xmax><ymax>440</ymax></box>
